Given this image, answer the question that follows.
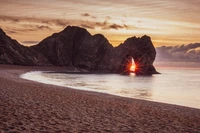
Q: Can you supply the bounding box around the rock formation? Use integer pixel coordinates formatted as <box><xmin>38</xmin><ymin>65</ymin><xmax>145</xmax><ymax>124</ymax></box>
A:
<box><xmin>31</xmin><ymin>26</ymin><xmax>113</xmax><ymax>69</ymax></box>
<box><xmin>0</xmin><ymin>26</ymin><xmax>159</xmax><ymax>75</ymax></box>
<box><xmin>0</xmin><ymin>28</ymin><xmax>50</xmax><ymax>66</ymax></box>
<box><xmin>95</xmin><ymin>34</ymin><xmax>159</xmax><ymax>75</ymax></box>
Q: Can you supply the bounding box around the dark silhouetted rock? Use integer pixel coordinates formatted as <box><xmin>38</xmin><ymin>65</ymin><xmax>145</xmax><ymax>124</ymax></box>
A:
<box><xmin>0</xmin><ymin>28</ymin><xmax>50</xmax><ymax>66</ymax></box>
<box><xmin>0</xmin><ymin>26</ymin><xmax>159</xmax><ymax>75</ymax></box>
<box><xmin>118</xmin><ymin>55</ymin><xmax>133</xmax><ymax>75</ymax></box>
<box><xmin>31</xmin><ymin>26</ymin><xmax>113</xmax><ymax>70</ymax></box>
<box><xmin>97</xmin><ymin>35</ymin><xmax>159</xmax><ymax>74</ymax></box>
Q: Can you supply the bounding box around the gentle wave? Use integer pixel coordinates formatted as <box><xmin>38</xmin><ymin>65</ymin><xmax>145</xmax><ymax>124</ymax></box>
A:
<box><xmin>20</xmin><ymin>69</ymin><xmax>200</xmax><ymax>109</ymax></box>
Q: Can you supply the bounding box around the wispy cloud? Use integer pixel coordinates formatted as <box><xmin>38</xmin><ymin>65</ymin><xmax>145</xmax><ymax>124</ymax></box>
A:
<box><xmin>109</xmin><ymin>24</ymin><xmax>127</xmax><ymax>30</ymax></box>
<box><xmin>1</xmin><ymin>0</ymin><xmax>200</xmax><ymax>47</ymax></box>
<box><xmin>156</xmin><ymin>43</ymin><xmax>200</xmax><ymax>62</ymax></box>
<box><xmin>0</xmin><ymin>15</ymin><xmax>68</xmax><ymax>28</ymax></box>
<box><xmin>4</xmin><ymin>24</ymin><xmax>52</xmax><ymax>34</ymax></box>
<box><xmin>21</xmin><ymin>41</ymin><xmax>39</xmax><ymax>45</ymax></box>
<box><xmin>0</xmin><ymin>15</ymin><xmax>130</xmax><ymax>31</ymax></box>
<box><xmin>36</xmin><ymin>25</ymin><xmax>52</xmax><ymax>30</ymax></box>
<box><xmin>4</xmin><ymin>30</ymin><xmax>18</xmax><ymax>34</ymax></box>
<box><xmin>80</xmin><ymin>19</ymin><xmax>131</xmax><ymax>30</ymax></box>
<box><xmin>81</xmin><ymin>13</ymin><xmax>96</xmax><ymax>18</ymax></box>
<box><xmin>80</xmin><ymin>24</ymin><xmax>95</xmax><ymax>29</ymax></box>
<box><xmin>81</xmin><ymin>13</ymin><xmax>90</xmax><ymax>17</ymax></box>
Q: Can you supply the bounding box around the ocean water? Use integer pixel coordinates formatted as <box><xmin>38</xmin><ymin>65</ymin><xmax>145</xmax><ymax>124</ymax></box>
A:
<box><xmin>20</xmin><ymin>67</ymin><xmax>200</xmax><ymax>109</ymax></box>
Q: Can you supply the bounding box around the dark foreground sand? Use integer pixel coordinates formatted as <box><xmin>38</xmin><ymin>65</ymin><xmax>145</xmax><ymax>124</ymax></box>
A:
<box><xmin>0</xmin><ymin>65</ymin><xmax>200</xmax><ymax>133</ymax></box>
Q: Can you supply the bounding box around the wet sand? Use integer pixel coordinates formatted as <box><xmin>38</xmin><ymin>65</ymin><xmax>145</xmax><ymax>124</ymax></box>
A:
<box><xmin>0</xmin><ymin>65</ymin><xmax>200</xmax><ymax>133</ymax></box>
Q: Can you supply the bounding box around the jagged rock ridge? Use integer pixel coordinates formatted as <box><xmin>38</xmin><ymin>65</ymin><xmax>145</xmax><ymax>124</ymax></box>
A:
<box><xmin>0</xmin><ymin>26</ymin><xmax>159</xmax><ymax>75</ymax></box>
<box><xmin>0</xmin><ymin>28</ymin><xmax>50</xmax><ymax>66</ymax></box>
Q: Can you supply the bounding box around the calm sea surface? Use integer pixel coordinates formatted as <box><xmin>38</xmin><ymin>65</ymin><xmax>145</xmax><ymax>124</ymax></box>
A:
<box><xmin>21</xmin><ymin>67</ymin><xmax>200</xmax><ymax>109</ymax></box>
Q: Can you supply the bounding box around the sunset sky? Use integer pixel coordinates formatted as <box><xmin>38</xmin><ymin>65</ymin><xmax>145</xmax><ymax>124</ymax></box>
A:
<box><xmin>0</xmin><ymin>0</ymin><xmax>200</xmax><ymax>47</ymax></box>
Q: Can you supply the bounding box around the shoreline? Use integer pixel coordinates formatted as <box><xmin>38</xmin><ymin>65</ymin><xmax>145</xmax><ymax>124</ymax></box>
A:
<box><xmin>0</xmin><ymin>65</ymin><xmax>200</xmax><ymax>132</ymax></box>
<box><xmin>21</xmin><ymin>69</ymin><xmax>200</xmax><ymax>110</ymax></box>
<box><xmin>21</xmin><ymin>70</ymin><xmax>200</xmax><ymax>110</ymax></box>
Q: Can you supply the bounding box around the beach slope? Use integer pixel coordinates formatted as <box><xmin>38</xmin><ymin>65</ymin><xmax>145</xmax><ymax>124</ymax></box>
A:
<box><xmin>0</xmin><ymin>65</ymin><xmax>200</xmax><ymax>132</ymax></box>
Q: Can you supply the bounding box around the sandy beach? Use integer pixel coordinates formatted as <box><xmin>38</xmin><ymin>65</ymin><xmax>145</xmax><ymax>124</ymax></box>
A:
<box><xmin>0</xmin><ymin>65</ymin><xmax>200</xmax><ymax>133</ymax></box>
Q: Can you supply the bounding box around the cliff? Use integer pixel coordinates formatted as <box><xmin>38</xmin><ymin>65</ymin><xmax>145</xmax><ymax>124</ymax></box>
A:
<box><xmin>0</xmin><ymin>28</ymin><xmax>50</xmax><ymax>66</ymax></box>
<box><xmin>0</xmin><ymin>26</ymin><xmax>159</xmax><ymax>75</ymax></box>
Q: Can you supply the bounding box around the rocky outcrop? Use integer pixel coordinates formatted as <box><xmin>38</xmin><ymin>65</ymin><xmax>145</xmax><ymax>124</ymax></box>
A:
<box><xmin>96</xmin><ymin>35</ymin><xmax>159</xmax><ymax>74</ymax></box>
<box><xmin>110</xmin><ymin>35</ymin><xmax>159</xmax><ymax>75</ymax></box>
<box><xmin>0</xmin><ymin>26</ymin><xmax>159</xmax><ymax>75</ymax></box>
<box><xmin>31</xmin><ymin>26</ymin><xmax>113</xmax><ymax>70</ymax></box>
<box><xmin>0</xmin><ymin>28</ymin><xmax>50</xmax><ymax>66</ymax></box>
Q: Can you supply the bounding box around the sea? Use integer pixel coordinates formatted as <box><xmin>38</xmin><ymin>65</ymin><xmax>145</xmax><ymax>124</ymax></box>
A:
<box><xmin>20</xmin><ymin>67</ymin><xmax>200</xmax><ymax>109</ymax></box>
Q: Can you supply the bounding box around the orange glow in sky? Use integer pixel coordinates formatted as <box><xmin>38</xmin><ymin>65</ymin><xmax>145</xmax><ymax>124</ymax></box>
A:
<box><xmin>0</xmin><ymin>0</ymin><xmax>200</xmax><ymax>47</ymax></box>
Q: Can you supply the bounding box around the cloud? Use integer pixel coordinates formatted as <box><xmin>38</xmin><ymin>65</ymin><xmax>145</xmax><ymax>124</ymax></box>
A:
<box><xmin>105</xmin><ymin>23</ymin><xmax>129</xmax><ymax>30</ymax></box>
<box><xmin>36</xmin><ymin>25</ymin><xmax>52</xmax><ymax>30</ymax></box>
<box><xmin>95</xmin><ymin>20</ymin><xmax>108</xmax><ymax>27</ymax></box>
<box><xmin>80</xmin><ymin>24</ymin><xmax>95</xmax><ymax>29</ymax></box>
<box><xmin>80</xmin><ymin>14</ymin><xmax>124</xmax><ymax>30</ymax></box>
<box><xmin>81</xmin><ymin>13</ymin><xmax>90</xmax><ymax>17</ymax></box>
<box><xmin>156</xmin><ymin>43</ymin><xmax>200</xmax><ymax>62</ymax></box>
<box><xmin>21</xmin><ymin>41</ymin><xmax>39</xmax><ymax>45</ymax></box>
<box><xmin>81</xmin><ymin>13</ymin><xmax>96</xmax><ymax>19</ymax></box>
<box><xmin>0</xmin><ymin>15</ymin><xmax>68</xmax><ymax>28</ymax></box>
<box><xmin>5</xmin><ymin>25</ymin><xmax>52</xmax><ymax>33</ymax></box>
<box><xmin>106</xmin><ymin>16</ymin><xmax>111</xmax><ymax>19</ymax></box>
<box><xmin>0</xmin><ymin>15</ymin><xmax>20</xmax><ymax>23</ymax></box>
<box><xmin>0</xmin><ymin>15</ymin><xmax>131</xmax><ymax>35</ymax></box>
<box><xmin>109</xmin><ymin>24</ymin><xmax>125</xmax><ymax>30</ymax></box>
<box><xmin>78</xmin><ymin>19</ymin><xmax>130</xmax><ymax>30</ymax></box>
<box><xmin>81</xmin><ymin>20</ymin><xmax>130</xmax><ymax>30</ymax></box>
<box><xmin>109</xmin><ymin>24</ymin><xmax>123</xmax><ymax>30</ymax></box>
<box><xmin>54</xmin><ymin>19</ymin><xmax>69</xmax><ymax>27</ymax></box>
<box><xmin>5</xmin><ymin>30</ymin><xmax>18</xmax><ymax>34</ymax></box>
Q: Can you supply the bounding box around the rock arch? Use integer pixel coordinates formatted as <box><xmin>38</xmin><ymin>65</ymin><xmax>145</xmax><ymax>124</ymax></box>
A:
<box><xmin>119</xmin><ymin>54</ymin><xmax>133</xmax><ymax>75</ymax></box>
<box><xmin>29</xmin><ymin>26</ymin><xmax>159</xmax><ymax>75</ymax></box>
<box><xmin>0</xmin><ymin>26</ymin><xmax>159</xmax><ymax>75</ymax></box>
<box><xmin>98</xmin><ymin>35</ymin><xmax>159</xmax><ymax>75</ymax></box>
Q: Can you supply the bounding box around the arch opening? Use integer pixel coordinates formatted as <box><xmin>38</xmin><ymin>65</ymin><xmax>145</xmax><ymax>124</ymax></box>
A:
<box><xmin>130</xmin><ymin>57</ymin><xmax>136</xmax><ymax>72</ymax></box>
<box><xmin>120</xmin><ymin>54</ymin><xmax>136</xmax><ymax>75</ymax></box>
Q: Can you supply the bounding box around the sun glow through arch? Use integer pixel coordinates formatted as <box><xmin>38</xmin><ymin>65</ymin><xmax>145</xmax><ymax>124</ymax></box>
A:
<box><xmin>130</xmin><ymin>58</ymin><xmax>136</xmax><ymax>72</ymax></box>
<box><xmin>130</xmin><ymin>65</ymin><xmax>135</xmax><ymax>72</ymax></box>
